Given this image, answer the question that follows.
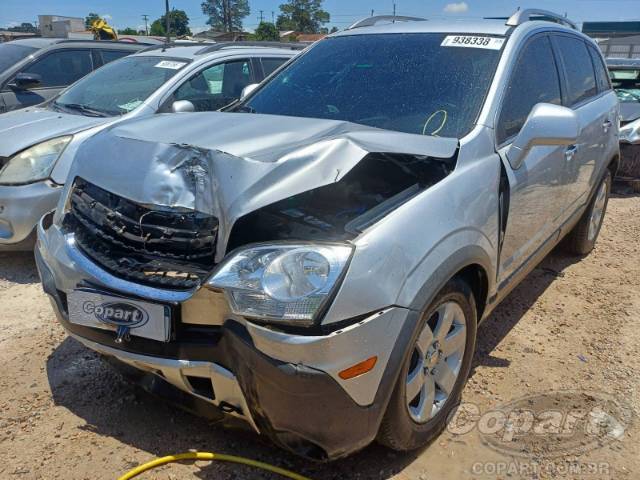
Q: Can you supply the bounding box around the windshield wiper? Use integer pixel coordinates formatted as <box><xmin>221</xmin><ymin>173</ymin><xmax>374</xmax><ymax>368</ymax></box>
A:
<box><xmin>54</xmin><ymin>102</ymin><xmax>109</xmax><ymax>117</ymax></box>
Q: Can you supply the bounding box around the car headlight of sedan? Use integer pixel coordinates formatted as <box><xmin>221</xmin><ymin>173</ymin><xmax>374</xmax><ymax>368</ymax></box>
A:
<box><xmin>207</xmin><ymin>244</ymin><xmax>353</xmax><ymax>326</ymax></box>
<box><xmin>0</xmin><ymin>135</ymin><xmax>72</xmax><ymax>185</ymax></box>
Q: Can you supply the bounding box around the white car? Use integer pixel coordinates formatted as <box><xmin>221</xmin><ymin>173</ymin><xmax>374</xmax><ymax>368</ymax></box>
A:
<box><xmin>0</xmin><ymin>42</ymin><xmax>301</xmax><ymax>249</ymax></box>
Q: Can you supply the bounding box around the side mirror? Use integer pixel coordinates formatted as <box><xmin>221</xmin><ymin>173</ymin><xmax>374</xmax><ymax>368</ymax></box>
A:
<box><xmin>506</xmin><ymin>103</ymin><xmax>579</xmax><ymax>169</ymax></box>
<box><xmin>171</xmin><ymin>100</ymin><xmax>195</xmax><ymax>113</ymax></box>
<box><xmin>240</xmin><ymin>83</ymin><xmax>259</xmax><ymax>100</ymax></box>
<box><xmin>12</xmin><ymin>72</ymin><xmax>42</xmax><ymax>90</ymax></box>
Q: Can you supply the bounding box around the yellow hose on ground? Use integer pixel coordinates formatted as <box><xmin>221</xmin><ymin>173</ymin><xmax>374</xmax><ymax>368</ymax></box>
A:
<box><xmin>118</xmin><ymin>451</ymin><xmax>312</xmax><ymax>480</ymax></box>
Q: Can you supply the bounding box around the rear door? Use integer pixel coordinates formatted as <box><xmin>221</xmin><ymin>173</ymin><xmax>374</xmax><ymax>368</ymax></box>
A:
<box><xmin>1</xmin><ymin>48</ymin><xmax>93</xmax><ymax>111</ymax></box>
<box><xmin>551</xmin><ymin>35</ymin><xmax>615</xmax><ymax>214</ymax></box>
<box><xmin>496</xmin><ymin>34</ymin><xmax>567</xmax><ymax>284</ymax></box>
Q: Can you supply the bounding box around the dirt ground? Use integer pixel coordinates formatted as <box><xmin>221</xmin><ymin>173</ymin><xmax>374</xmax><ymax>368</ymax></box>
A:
<box><xmin>0</xmin><ymin>189</ymin><xmax>639</xmax><ymax>480</ymax></box>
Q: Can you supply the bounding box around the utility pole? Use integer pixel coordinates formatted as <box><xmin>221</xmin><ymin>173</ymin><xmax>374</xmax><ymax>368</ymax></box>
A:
<box><xmin>271</xmin><ymin>11</ymin><xmax>275</xmax><ymax>24</ymax></box>
<box><xmin>371</xmin><ymin>9</ymin><xmax>375</xmax><ymax>16</ymax></box>
<box><xmin>258</xmin><ymin>10</ymin><xmax>264</xmax><ymax>23</ymax></box>
<box><xmin>393</xmin><ymin>2</ymin><xmax>396</xmax><ymax>17</ymax></box>
<box><xmin>142</xmin><ymin>14</ymin><xmax>149</xmax><ymax>35</ymax></box>
<box><xmin>164</xmin><ymin>0</ymin><xmax>170</xmax><ymax>44</ymax></box>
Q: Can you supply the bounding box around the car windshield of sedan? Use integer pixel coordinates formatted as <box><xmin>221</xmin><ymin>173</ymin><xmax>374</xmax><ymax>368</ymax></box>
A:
<box><xmin>241</xmin><ymin>33</ymin><xmax>504</xmax><ymax>138</ymax></box>
<box><xmin>0</xmin><ymin>43</ymin><xmax>37</xmax><ymax>73</ymax></box>
<box><xmin>53</xmin><ymin>56</ymin><xmax>190</xmax><ymax>117</ymax></box>
<box><xmin>610</xmin><ymin>69</ymin><xmax>640</xmax><ymax>103</ymax></box>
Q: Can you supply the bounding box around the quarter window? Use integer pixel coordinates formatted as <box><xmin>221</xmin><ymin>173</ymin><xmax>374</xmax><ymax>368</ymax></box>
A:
<box><xmin>554</xmin><ymin>36</ymin><xmax>598</xmax><ymax>106</ymax></box>
<box><xmin>22</xmin><ymin>49</ymin><xmax>92</xmax><ymax>88</ymax></box>
<box><xmin>497</xmin><ymin>36</ymin><xmax>562</xmax><ymax>145</ymax></box>
<box><xmin>99</xmin><ymin>50</ymin><xmax>131</xmax><ymax>65</ymax></box>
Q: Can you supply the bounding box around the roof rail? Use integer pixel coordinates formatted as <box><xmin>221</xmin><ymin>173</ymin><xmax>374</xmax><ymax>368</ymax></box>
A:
<box><xmin>56</xmin><ymin>39</ymin><xmax>158</xmax><ymax>46</ymax></box>
<box><xmin>506</xmin><ymin>9</ymin><xmax>577</xmax><ymax>30</ymax></box>
<box><xmin>347</xmin><ymin>15</ymin><xmax>426</xmax><ymax>30</ymax></box>
<box><xmin>196</xmin><ymin>41</ymin><xmax>308</xmax><ymax>55</ymax></box>
<box><xmin>138</xmin><ymin>41</ymin><xmax>209</xmax><ymax>53</ymax></box>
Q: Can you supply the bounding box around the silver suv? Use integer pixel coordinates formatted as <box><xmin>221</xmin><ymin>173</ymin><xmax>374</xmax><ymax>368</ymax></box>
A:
<box><xmin>36</xmin><ymin>10</ymin><xmax>619</xmax><ymax>460</ymax></box>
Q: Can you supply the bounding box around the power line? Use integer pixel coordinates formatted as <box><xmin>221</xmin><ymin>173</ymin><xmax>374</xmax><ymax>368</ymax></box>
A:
<box><xmin>141</xmin><ymin>14</ymin><xmax>149</xmax><ymax>35</ymax></box>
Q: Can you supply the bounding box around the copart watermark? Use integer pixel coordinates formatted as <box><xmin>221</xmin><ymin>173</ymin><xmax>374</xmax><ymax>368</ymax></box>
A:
<box><xmin>446</xmin><ymin>390</ymin><xmax>633</xmax><ymax>457</ymax></box>
<box><xmin>470</xmin><ymin>461</ymin><xmax>610</xmax><ymax>477</ymax></box>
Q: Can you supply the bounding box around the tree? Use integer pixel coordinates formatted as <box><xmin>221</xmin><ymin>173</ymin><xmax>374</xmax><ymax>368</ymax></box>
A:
<box><xmin>8</xmin><ymin>22</ymin><xmax>38</xmax><ymax>33</ymax></box>
<box><xmin>149</xmin><ymin>9</ymin><xmax>192</xmax><ymax>37</ymax></box>
<box><xmin>118</xmin><ymin>27</ymin><xmax>138</xmax><ymax>35</ymax></box>
<box><xmin>201</xmin><ymin>0</ymin><xmax>250</xmax><ymax>33</ymax></box>
<box><xmin>85</xmin><ymin>13</ymin><xmax>100</xmax><ymax>29</ymax></box>
<box><xmin>254</xmin><ymin>22</ymin><xmax>279</xmax><ymax>41</ymax></box>
<box><xmin>330</xmin><ymin>26</ymin><xmax>338</xmax><ymax>33</ymax></box>
<box><xmin>276</xmin><ymin>0</ymin><xmax>330</xmax><ymax>34</ymax></box>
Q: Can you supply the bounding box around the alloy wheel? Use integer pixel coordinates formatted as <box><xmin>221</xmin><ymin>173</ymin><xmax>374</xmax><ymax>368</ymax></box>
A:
<box><xmin>405</xmin><ymin>301</ymin><xmax>467</xmax><ymax>423</ymax></box>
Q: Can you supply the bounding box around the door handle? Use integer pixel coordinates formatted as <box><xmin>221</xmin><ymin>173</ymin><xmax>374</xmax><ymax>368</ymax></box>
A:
<box><xmin>565</xmin><ymin>145</ymin><xmax>578</xmax><ymax>161</ymax></box>
<box><xmin>602</xmin><ymin>120</ymin><xmax>613</xmax><ymax>132</ymax></box>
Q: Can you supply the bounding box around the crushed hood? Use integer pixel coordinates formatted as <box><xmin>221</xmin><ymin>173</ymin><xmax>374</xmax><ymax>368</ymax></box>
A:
<box><xmin>0</xmin><ymin>106</ymin><xmax>106</xmax><ymax>157</ymax></box>
<box><xmin>71</xmin><ymin>112</ymin><xmax>459</xmax><ymax>260</ymax></box>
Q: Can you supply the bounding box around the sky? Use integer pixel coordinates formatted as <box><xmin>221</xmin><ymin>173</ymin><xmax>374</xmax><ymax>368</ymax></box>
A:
<box><xmin>1</xmin><ymin>0</ymin><xmax>640</xmax><ymax>33</ymax></box>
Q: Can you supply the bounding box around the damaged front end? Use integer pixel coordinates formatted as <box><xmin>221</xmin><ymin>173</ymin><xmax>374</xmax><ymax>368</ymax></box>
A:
<box><xmin>38</xmin><ymin>112</ymin><xmax>459</xmax><ymax>459</ymax></box>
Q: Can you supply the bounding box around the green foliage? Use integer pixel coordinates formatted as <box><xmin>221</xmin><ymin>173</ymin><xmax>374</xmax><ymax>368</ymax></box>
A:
<box><xmin>201</xmin><ymin>0</ymin><xmax>250</xmax><ymax>32</ymax></box>
<box><xmin>7</xmin><ymin>22</ymin><xmax>37</xmax><ymax>33</ymax></box>
<box><xmin>276</xmin><ymin>0</ymin><xmax>330</xmax><ymax>34</ymax></box>
<box><xmin>118</xmin><ymin>27</ymin><xmax>139</xmax><ymax>35</ymax></box>
<box><xmin>254</xmin><ymin>22</ymin><xmax>280</xmax><ymax>41</ymax></box>
<box><xmin>85</xmin><ymin>13</ymin><xmax>101</xmax><ymax>29</ymax></box>
<box><xmin>150</xmin><ymin>9</ymin><xmax>192</xmax><ymax>37</ymax></box>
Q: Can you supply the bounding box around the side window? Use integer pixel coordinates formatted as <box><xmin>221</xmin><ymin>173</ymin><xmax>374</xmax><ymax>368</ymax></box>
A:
<box><xmin>261</xmin><ymin>57</ymin><xmax>288</xmax><ymax>77</ymax></box>
<box><xmin>554</xmin><ymin>36</ymin><xmax>598</xmax><ymax>106</ymax></box>
<box><xmin>497</xmin><ymin>36</ymin><xmax>562</xmax><ymax>145</ymax></box>
<box><xmin>22</xmin><ymin>49</ymin><xmax>92</xmax><ymax>88</ymax></box>
<box><xmin>587</xmin><ymin>45</ymin><xmax>612</xmax><ymax>93</ymax></box>
<box><xmin>172</xmin><ymin>59</ymin><xmax>253</xmax><ymax>111</ymax></box>
<box><xmin>100</xmin><ymin>50</ymin><xmax>132</xmax><ymax>66</ymax></box>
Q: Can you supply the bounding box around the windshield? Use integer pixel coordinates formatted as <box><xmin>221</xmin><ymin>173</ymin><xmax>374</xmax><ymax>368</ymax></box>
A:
<box><xmin>53</xmin><ymin>56</ymin><xmax>190</xmax><ymax>116</ymax></box>
<box><xmin>610</xmin><ymin>69</ymin><xmax>640</xmax><ymax>103</ymax></box>
<box><xmin>242</xmin><ymin>33</ymin><xmax>503</xmax><ymax>138</ymax></box>
<box><xmin>0</xmin><ymin>43</ymin><xmax>37</xmax><ymax>73</ymax></box>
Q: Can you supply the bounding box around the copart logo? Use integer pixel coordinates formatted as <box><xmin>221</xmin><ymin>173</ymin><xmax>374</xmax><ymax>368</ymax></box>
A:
<box><xmin>447</xmin><ymin>390</ymin><xmax>633</xmax><ymax>457</ymax></box>
<box><xmin>83</xmin><ymin>301</ymin><xmax>149</xmax><ymax>329</ymax></box>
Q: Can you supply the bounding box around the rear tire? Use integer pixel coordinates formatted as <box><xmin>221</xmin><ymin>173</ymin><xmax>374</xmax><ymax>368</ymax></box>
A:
<box><xmin>563</xmin><ymin>170</ymin><xmax>611</xmax><ymax>255</ymax></box>
<box><xmin>377</xmin><ymin>277</ymin><xmax>477</xmax><ymax>451</ymax></box>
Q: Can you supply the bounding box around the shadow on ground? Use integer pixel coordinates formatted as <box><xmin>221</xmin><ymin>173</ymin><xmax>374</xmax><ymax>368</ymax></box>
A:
<box><xmin>0</xmin><ymin>252</ymin><xmax>38</xmax><ymax>285</ymax></box>
<box><xmin>45</xmin><ymin>250</ymin><xmax>581</xmax><ymax>479</ymax></box>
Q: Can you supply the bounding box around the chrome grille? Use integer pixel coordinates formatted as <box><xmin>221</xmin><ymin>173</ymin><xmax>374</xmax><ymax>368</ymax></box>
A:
<box><xmin>63</xmin><ymin>178</ymin><xmax>218</xmax><ymax>289</ymax></box>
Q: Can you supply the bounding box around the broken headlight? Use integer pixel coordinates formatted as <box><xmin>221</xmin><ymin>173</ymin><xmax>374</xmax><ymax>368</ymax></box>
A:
<box><xmin>0</xmin><ymin>136</ymin><xmax>72</xmax><ymax>185</ymax></box>
<box><xmin>207</xmin><ymin>244</ymin><xmax>353</xmax><ymax>326</ymax></box>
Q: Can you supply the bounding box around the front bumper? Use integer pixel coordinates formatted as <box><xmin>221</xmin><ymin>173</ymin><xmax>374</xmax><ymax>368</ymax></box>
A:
<box><xmin>36</xmin><ymin>214</ymin><xmax>413</xmax><ymax>460</ymax></box>
<box><xmin>0</xmin><ymin>180</ymin><xmax>62</xmax><ymax>249</ymax></box>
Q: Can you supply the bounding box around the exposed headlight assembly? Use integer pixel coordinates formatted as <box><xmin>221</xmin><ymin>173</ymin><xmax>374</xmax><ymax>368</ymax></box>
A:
<box><xmin>207</xmin><ymin>244</ymin><xmax>353</xmax><ymax>326</ymax></box>
<box><xmin>0</xmin><ymin>135</ymin><xmax>72</xmax><ymax>185</ymax></box>
<box><xmin>620</xmin><ymin>118</ymin><xmax>640</xmax><ymax>144</ymax></box>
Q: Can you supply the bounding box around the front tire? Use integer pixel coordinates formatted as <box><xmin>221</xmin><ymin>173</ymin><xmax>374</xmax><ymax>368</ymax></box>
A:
<box><xmin>564</xmin><ymin>170</ymin><xmax>611</xmax><ymax>255</ymax></box>
<box><xmin>377</xmin><ymin>277</ymin><xmax>477</xmax><ymax>451</ymax></box>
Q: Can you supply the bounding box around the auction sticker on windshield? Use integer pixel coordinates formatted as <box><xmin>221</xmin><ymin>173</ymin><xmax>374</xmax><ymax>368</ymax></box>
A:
<box><xmin>155</xmin><ymin>60</ymin><xmax>187</xmax><ymax>69</ymax></box>
<box><xmin>442</xmin><ymin>35</ymin><xmax>505</xmax><ymax>50</ymax></box>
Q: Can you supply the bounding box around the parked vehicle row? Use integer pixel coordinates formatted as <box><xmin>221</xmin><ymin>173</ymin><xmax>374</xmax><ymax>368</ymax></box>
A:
<box><xmin>607</xmin><ymin>58</ymin><xmax>640</xmax><ymax>178</ymax></box>
<box><xmin>0</xmin><ymin>42</ymin><xmax>300</xmax><ymax>249</ymax></box>
<box><xmin>29</xmin><ymin>9</ymin><xmax>620</xmax><ymax>461</ymax></box>
<box><xmin>0</xmin><ymin>38</ymin><xmax>146</xmax><ymax>113</ymax></box>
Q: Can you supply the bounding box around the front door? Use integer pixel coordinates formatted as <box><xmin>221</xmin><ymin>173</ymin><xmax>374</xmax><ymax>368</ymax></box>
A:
<box><xmin>495</xmin><ymin>34</ymin><xmax>568</xmax><ymax>284</ymax></box>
